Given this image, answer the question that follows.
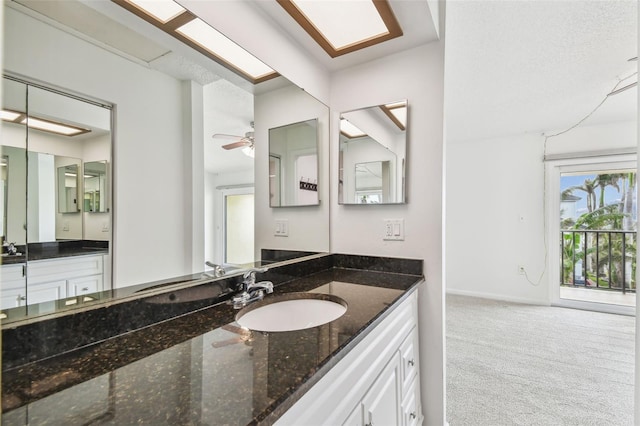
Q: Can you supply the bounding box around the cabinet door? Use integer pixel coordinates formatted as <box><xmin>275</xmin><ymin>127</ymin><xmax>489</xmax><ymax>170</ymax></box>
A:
<box><xmin>1</xmin><ymin>264</ymin><xmax>26</xmax><ymax>309</ymax></box>
<box><xmin>362</xmin><ymin>354</ymin><xmax>401</xmax><ymax>426</ymax></box>
<box><xmin>1</xmin><ymin>287</ymin><xmax>26</xmax><ymax>309</ymax></box>
<box><xmin>343</xmin><ymin>404</ymin><xmax>363</xmax><ymax>426</ymax></box>
<box><xmin>68</xmin><ymin>274</ymin><xmax>103</xmax><ymax>296</ymax></box>
<box><xmin>28</xmin><ymin>280</ymin><xmax>66</xmax><ymax>304</ymax></box>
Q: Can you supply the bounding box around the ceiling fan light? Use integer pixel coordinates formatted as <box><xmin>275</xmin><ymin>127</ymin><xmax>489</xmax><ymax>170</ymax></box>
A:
<box><xmin>242</xmin><ymin>145</ymin><xmax>255</xmax><ymax>158</ymax></box>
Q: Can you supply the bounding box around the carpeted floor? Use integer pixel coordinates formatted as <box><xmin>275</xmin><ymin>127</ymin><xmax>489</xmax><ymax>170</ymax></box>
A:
<box><xmin>446</xmin><ymin>294</ymin><xmax>635</xmax><ymax>426</ymax></box>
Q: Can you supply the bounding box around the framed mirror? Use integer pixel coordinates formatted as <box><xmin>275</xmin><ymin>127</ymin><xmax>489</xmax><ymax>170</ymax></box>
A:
<box><xmin>339</xmin><ymin>100</ymin><xmax>407</xmax><ymax>205</ymax></box>
<box><xmin>268</xmin><ymin>118</ymin><xmax>319</xmax><ymax>207</ymax></box>
<box><xmin>84</xmin><ymin>161</ymin><xmax>108</xmax><ymax>213</ymax></box>
<box><xmin>57</xmin><ymin>163</ymin><xmax>80</xmax><ymax>213</ymax></box>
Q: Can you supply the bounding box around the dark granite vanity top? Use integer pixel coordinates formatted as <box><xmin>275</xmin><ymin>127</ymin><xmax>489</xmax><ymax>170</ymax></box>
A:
<box><xmin>0</xmin><ymin>241</ymin><xmax>108</xmax><ymax>265</ymax></box>
<box><xmin>1</xmin><ymin>254</ymin><xmax>423</xmax><ymax>425</ymax></box>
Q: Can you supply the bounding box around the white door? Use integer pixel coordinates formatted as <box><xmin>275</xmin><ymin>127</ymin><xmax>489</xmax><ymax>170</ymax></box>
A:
<box><xmin>217</xmin><ymin>186</ymin><xmax>254</xmax><ymax>265</ymax></box>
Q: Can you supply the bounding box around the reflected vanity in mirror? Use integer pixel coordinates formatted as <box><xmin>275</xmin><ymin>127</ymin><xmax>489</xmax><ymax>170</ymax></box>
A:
<box><xmin>339</xmin><ymin>100</ymin><xmax>408</xmax><ymax>204</ymax></box>
<box><xmin>269</xmin><ymin>119</ymin><xmax>319</xmax><ymax>207</ymax></box>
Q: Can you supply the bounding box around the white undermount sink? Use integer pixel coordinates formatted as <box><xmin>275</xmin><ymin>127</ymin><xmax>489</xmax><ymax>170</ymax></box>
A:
<box><xmin>236</xmin><ymin>293</ymin><xmax>347</xmax><ymax>332</ymax></box>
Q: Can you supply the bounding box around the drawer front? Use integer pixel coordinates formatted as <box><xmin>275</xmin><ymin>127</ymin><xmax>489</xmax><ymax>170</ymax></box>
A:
<box><xmin>1</xmin><ymin>264</ymin><xmax>26</xmax><ymax>284</ymax></box>
<box><xmin>400</xmin><ymin>326</ymin><xmax>419</xmax><ymax>392</ymax></box>
<box><xmin>401</xmin><ymin>376</ymin><xmax>423</xmax><ymax>426</ymax></box>
<box><xmin>28</xmin><ymin>255</ymin><xmax>103</xmax><ymax>284</ymax></box>
<box><xmin>1</xmin><ymin>287</ymin><xmax>26</xmax><ymax>310</ymax></box>
<box><xmin>68</xmin><ymin>274</ymin><xmax>103</xmax><ymax>296</ymax></box>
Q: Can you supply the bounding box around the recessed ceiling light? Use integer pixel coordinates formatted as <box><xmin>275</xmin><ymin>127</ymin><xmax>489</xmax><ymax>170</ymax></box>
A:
<box><xmin>176</xmin><ymin>18</ymin><xmax>275</xmax><ymax>81</ymax></box>
<box><xmin>278</xmin><ymin>0</ymin><xmax>402</xmax><ymax>58</ymax></box>
<box><xmin>340</xmin><ymin>119</ymin><xmax>366</xmax><ymax>138</ymax></box>
<box><xmin>125</xmin><ymin>0</ymin><xmax>185</xmax><ymax>23</ymax></box>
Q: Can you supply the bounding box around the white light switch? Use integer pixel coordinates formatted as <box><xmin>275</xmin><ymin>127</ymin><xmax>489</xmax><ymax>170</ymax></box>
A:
<box><xmin>383</xmin><ymin>219</ymin><xmax>404</xmax><ymax>241</ymax></box>
<box><xmin>275</xmin><ymin>219</ymin><xmax>289</xmax><ymax>237</ymax></box>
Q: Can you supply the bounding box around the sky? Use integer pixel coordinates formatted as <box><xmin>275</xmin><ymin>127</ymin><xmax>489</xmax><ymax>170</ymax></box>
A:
<box><xmin>560</xmin><ymin>172</ymin><xmax>635</xmax><ymax>217</ymax></box>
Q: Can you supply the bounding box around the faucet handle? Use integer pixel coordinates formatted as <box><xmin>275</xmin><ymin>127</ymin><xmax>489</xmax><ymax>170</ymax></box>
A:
<box><xmin>242</xmin><ymin>267</ymin><xmax>268</xmax><ymax>280</ymax></box>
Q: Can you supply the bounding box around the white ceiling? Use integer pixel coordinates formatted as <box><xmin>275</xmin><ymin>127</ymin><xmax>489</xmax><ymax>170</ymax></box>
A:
<box><xmin>10</xmin><ymin>0</ymin><xmax>633</xmax><ymax>157</ymax></box>
<box><xmin>445</xmin><ymin>0</ymin><xmax>638</xmax><ymax>142</ymax></box>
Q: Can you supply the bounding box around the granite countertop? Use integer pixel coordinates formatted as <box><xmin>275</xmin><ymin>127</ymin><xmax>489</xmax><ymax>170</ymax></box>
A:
<box><xmin>1</xmin><ymin>241</ymin><xmax>108</xmax><ymax>265</ymax></box>
<box><xmin>1</xmin><ymin>266</ymin><xmax>422</xmax><ymax>425</ymax></box>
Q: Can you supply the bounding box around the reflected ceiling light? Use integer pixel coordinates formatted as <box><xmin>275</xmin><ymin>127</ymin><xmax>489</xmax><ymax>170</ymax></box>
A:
<box><xmin>176</xmin><ymin>18</ymin><xmax>275</xmax><ymax>81</ymax></box>
<box><xmin>340</xmin><ymin>119</ymin><xmax>366</xmax><ymax>138</ymax></box>
<box><xmin>0</xmin><ymin>110</ymin><xmax>22</xmax><ymax>121</ymax></box>
<box><xmin>21</xmin><ymin>116</ymin><xmax>90</xmax><ymax>136</ymax></box>
<box><xmin>113</xmin><ymin>0</ymin><xmax>279</xmax><ymax>84</ymax></box>
<box><xmin>1</xmin><ymin>109</ymin><xmax>90</xmax><ymax>137</ymax></box>
<box><xmin>381</xmin><ymin>102</ymin><xmax>407</xmax><ymax>130</ymax></box>
<box><xmin>125</xmin><ymin>0</ymin><xmax>185</xmax><ymax>23</ymax></box>
<box><xmin>278</xmin><ymin>0</ymin><xmax>402</xmax><ymax>58</ymax></box>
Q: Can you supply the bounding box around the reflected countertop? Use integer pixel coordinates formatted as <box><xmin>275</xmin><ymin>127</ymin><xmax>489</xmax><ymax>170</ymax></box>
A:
<box><xmin>1</xmin><ymin>264</ymin><xmax>423</xmax><ymax>425</ymax></box>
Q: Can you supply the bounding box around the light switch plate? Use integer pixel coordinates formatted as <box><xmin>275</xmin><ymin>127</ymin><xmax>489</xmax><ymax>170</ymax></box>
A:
<box><xmin>383</xmin><ymin>219</ymin><xmax>404</xmax><ymax>241</ymax></box>
<box><xmin>275</xmin><ymin>219</ymin><xmax>289</xmax><ymax>237</ymax></box>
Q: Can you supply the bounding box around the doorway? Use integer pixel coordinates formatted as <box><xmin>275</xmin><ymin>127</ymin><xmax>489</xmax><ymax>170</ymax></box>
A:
<box><xmin>547</xmin><ymin>156</ymin><xmax>636</xmax><ymax>314</ymax></box>
<box><xmin>217</xmin><ymin>186</ymin><xmax>254</xmax><ymax>265</ymax></box>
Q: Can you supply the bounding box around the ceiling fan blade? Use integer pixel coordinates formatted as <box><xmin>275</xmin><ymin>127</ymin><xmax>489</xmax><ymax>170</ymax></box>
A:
<box><xmin>212</xmin><ymin>133</ymin><xmax>243</xmax><ymax>140</ymax></box>
<box><xmin>222</xmin><ymin>140</ymin><xmax>251</xmax><ymax>150</ymax></box>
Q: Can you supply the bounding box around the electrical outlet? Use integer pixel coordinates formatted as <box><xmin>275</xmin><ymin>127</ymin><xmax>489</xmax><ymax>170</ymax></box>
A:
<box><xmin>383</xmin><ymin>219</ymin><xmax>404</xmax><ymax>241</ymax></box>
<box><xmin>518</xmin><ymin>265</ymin><xmax>525</xmax><ymax>275</ymax></box>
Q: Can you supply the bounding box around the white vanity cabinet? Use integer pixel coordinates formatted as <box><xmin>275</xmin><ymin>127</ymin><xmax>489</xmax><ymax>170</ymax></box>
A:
<box><xmin>28</xmin><ymin>254</ymin><xmax>104</xmax><ymax>300</ymax></box>
<box><xmin>276</xmin><ymin>288</ymin><xmax>423</xmax><ymax>426</ymax></box>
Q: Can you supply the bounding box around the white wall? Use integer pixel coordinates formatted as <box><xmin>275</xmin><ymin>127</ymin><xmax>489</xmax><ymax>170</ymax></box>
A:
<box><xmin>446</xmin><ymin>119</ymin><xmax>637</xmax><ymax>305</ymax></box>
<box><xmin>330</xmin><ymin>42</ymin><xmax>446</xmax><ymax>425</ymax></box>
<box><xmin>5</xmin><ymin>7</ymin><xmax>191</xmax><ymax>286</ymax></box>
<box><xmin>254</xmin><ymin>84</ymin><xmax>330</xmax><ymax>255</ymax></box>
<box><xmin>446</xmin><ymin>133</ymin><xmax>548</xmax><ymax>304</ymax></box>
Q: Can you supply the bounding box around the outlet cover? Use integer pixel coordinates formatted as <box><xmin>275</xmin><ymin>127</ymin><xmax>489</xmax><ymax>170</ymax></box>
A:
<box><xmin>383</xmin><ymin>219</ymin><xmax>404</xmax><ymax>241</ymax></box>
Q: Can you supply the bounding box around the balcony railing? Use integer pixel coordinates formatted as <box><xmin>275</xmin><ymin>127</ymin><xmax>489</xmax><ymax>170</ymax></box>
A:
<box><xmin>561</xmin><ymin>230</ymin><xmax>636</xmax><ymax>293</ymax></box>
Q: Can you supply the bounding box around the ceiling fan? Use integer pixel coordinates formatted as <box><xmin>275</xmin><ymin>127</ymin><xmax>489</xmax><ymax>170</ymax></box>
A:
<box><xmin>212</xmin><ymin>122</ymin><xmax>255</xmax><ymax>157</ymax></box>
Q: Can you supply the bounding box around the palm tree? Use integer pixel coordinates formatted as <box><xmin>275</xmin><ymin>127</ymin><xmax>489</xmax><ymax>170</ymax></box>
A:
<box><xmin>620</xmin><ymin>172</ymin><xmax>636</xmax><ymax>231</ymax></box>
<box><xmin>563</xmin><ymin>178</ymin><xmax>597</xmax><ymax>213</ymax></box>
<box><xmin>595</xmin><ymin>173</ymin><xmax>622</xmax><ymax>209</ymax></box>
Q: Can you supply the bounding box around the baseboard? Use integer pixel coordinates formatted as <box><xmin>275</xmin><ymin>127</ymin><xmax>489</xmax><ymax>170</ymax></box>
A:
<box><xmin>446</xmin><ymin>288</ymin><xmax>550</xmax><ymax>306</ymax></box>
<box><xmin>552</xmin><ymin>299</ymin><xmax>635</xmax><ymax>316</ymax></box>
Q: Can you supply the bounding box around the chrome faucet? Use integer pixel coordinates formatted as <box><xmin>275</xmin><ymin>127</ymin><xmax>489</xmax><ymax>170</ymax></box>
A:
<box><xmin>231</xmin><ymin>267</ymin><xmax>272</xmax><ymax>309</ymax></box>
<box><xmin>204</xmin><ymin>261</ymin><xmax>226</xmax><ymax>278</ymax></box>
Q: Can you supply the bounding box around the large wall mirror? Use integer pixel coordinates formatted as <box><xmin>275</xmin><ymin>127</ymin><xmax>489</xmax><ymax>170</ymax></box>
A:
<box><xmin>1</xmin><ymin>74</ymin><xmax>113</xmax><ymax>314</ymax></box>
<box><xmin>268</xmin><ymin>118</ymin><xmax>319</xmax><ymax>207</ymax></box>
<box><xmin>1</xmin><ymin>0</ymin><xmax>329</xmax><ymax>324</ymax></box>
<box><xmin>339</xmin><ymin>100</ymin><xmax>408</xmax><ymax>204</ymax></box>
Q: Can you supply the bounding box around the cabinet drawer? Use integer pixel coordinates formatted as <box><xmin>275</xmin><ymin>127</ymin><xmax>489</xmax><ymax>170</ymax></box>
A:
<box><xmin>399</xmin><ymin>326</ymin><xmax>419</xmax><ymax>392</ymax></box>
<box><xmin>28</xmin><ymin>255</ymin><xmax>103</xmax><ymax>284</ymax></box>
<box><xmin>68</xmin><ymin>274</ymin><xmax>103</xmax><ymax>296</ymax></box>
<box><xmin>1</xmin><ymin>264</ymin><xmax>26</xmax><ymax>284</ymax></box>
<box><xmin>401</xmin><ymin>376</ymin><xmax>423</xmax><ymax>426</ymax></box>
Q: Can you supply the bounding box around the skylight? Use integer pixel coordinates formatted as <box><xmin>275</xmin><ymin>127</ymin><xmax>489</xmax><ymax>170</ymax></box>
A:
<box><xmin>126</xmin><ymin>0</ymin><xmax>185</xmax><ymax>23</ymax></box>
<box><xmin>340</xmin><ymin>119</ymin><xmax>366</xmax><ymax>138</ymax></box>
<box><xmin>113</xmin><ymin>0</ymin><xmax>278</xmax><ymax>84</ymax></box>
<box><xmin>278</xmin><ymin>0</ymin><xmax>402</xmax><ymax>57</ymax></box>
<box><xmin>176</xmin><ymin>18</ymin><xmax>275</xmax><ymax>80</ymax></box>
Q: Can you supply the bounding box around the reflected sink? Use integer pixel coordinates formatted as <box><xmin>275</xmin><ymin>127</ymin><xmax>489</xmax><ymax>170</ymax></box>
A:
<box><xmin>236</xmin><ymin>293</ymin><xmax>347</xmax><ymax>332</ymax></box>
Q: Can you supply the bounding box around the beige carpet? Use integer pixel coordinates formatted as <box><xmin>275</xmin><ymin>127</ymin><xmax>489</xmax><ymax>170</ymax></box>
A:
<box><xmin>446</xmin><ymin>294</ymin><xmax>635</xmax><ymax>426</ymax></box>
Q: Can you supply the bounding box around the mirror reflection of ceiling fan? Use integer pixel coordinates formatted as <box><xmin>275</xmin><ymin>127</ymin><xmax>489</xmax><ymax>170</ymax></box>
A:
<box><xmin>212</xmin><ymin>122</ymin><xmax>255</xmax><ymax>157</ymax></box>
